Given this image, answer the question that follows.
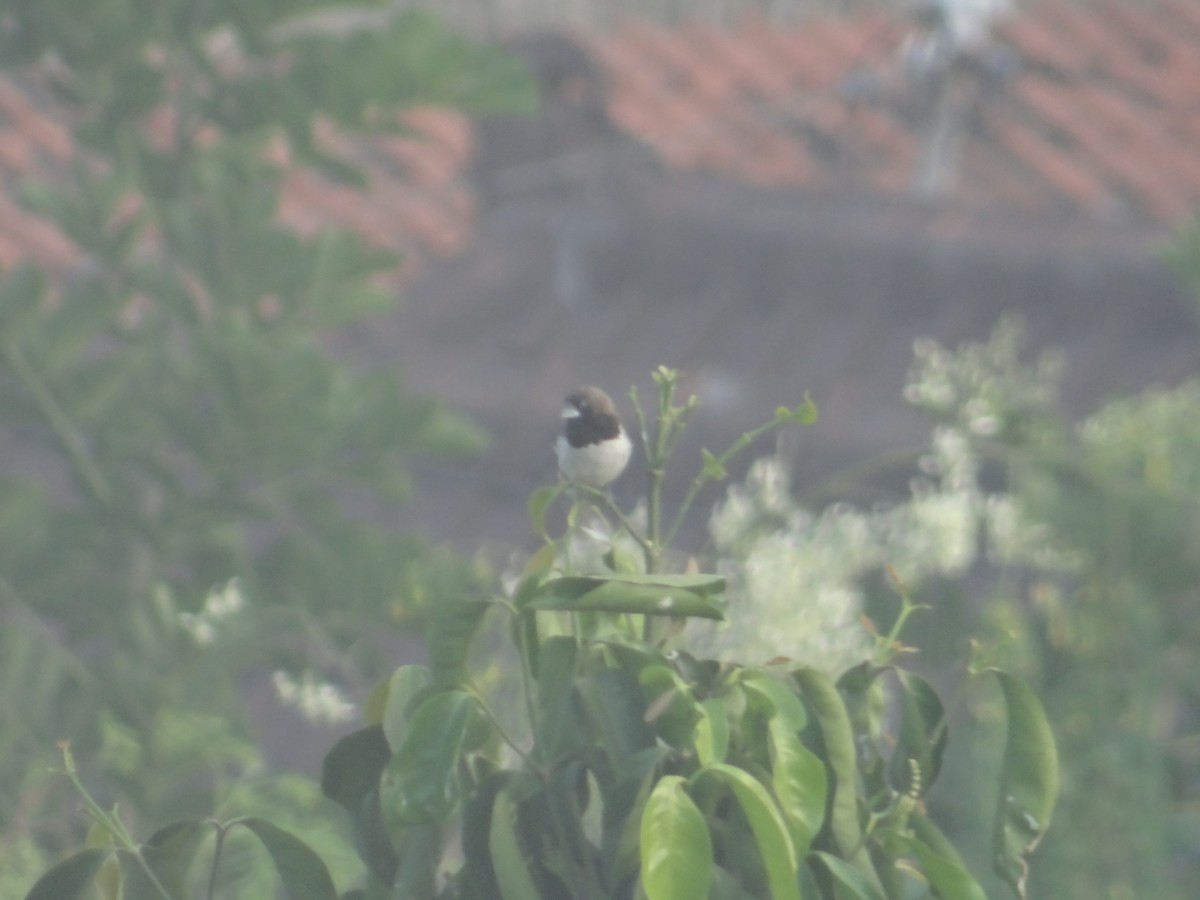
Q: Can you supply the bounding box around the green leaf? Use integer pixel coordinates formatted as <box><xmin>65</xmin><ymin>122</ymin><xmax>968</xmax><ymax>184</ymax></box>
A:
<box><xmin>536</xmin><ymin>636</ymin><xmax>583</xmax><ymax>760</ymax></box>
<box><xmin>700</xmin><ymin>763</ymin><xmax>801</xmax><ymax>900</ymax></box>
<box><xmin>321</xmin><ymin>725</ymin><xmax>391</xmax><ymax>816</ymax></box>
<box><xmin>576</xmin><ymin>667</ymin><xmax>657</xmax><ymax>764</ymax></box>
<box><xmin>775</xmin><ymin>394</ymin><xmax>818</xmax><ymax>425</ymax></box>
<box><xmin>701</xmin><ymin>448</ymin><xmax>727</xmax><ymax>481</ymax></box>
<box><xmin>889</xmin><ymin>670</ymin><xmax>947</xmax><ymax>796</ymax></box>
<box><xmin>138</xmin><ymin>820</ymin><xmax>211</xmax><ymax>898</ymax></box>
<box><xmin>640</xmin><ymin>776</ymin><xmax>713</xmax><ymax>900</ymax></box>
<box><xmin>23</xmin><ymin>848</ymin><xmax>111</xmax><ymax>900</ymax></box>
<box><xmin>810</xmin><ymin>852</ymin><xmax>886</xmax><ymax>900</ymax></box>
<box><xmin>490</xmin><ymin>784</ymin><xmax>545</xmax><ymax>900</ymax></box>
<box><xmin>908</xmin><ymin>814</ymin><xmax>988</xmax><ymax>900</ymax></box>
<box><xmin>641</xmin><ymin>663</ymin><xmax>700</xmax><ymax>748</ymax></box>
<box><xmin>233</xmin><ymin>817</ymin><xmax>339</xmax><ymax>900</ymax></box>
<box><xmin>527</xmin><ymin>573</ymin><xmax>726</xmax><ymax>620</ymax></box>
<box><xmin>382</xmin><ymin>689</ymin><xmax>477</xmax><ymax>826</ymax></box>
<box><xmin>792</xmin><ymin>667</ymin><xmax>885</xmax><ymax>893</ymax></box>
<box><xmin>694</xmin><ymin>698</ymin><xmax>730</xmax><ymax>766</ymax></box>
<box><xmin>768</xmin><ymin>718</ymin><xmax>827</xmax><ymax>858</ymax></box>
<box><xmin>381</xmin><ymin>664</ymin><xmax>434</xmax><ymax>752</ymax></box>
<box><xmin>605</xmin><ymin>746</ymin><xmax>672</xmax><ymax>882</ymax></box>
<box><xmin>320</xmin><ymin>726</ymin><xmax>395</xmax><ymax>884</ymax></box>
<box><xmin>989</xmin><ymin>670</ymin><xmax>1059</xmax><ymax>898</ymax></box>
<box><xmin>427</xmin><ymin>594</ymin><xmax>490</xmax><ymax>684</ymax></box>
<box><xmin>741</xmin><ymin>673</ymin><xmax>809</xmax><ymax>734</ymax></box>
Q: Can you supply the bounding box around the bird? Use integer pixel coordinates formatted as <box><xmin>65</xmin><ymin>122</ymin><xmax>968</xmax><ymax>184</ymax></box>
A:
<box><xmin>555</xmin><ymin>386</ymin><xmax>632</xmax><ymax>488</ymax></box>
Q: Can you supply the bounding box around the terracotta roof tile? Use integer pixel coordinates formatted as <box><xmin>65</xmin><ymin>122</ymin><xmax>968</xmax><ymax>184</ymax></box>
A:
<box><xmin>586</xmin><ymin>0</ymin><xmax>1200</xmax><ymax>228</ymax></box>
<box><xmin>0</xmin><ymin>62</ymin><xmax>478</xmax><ymax>284</ymax></box>
<box><xmin>996</xmin><ymin>15</ymin><xmax>1087</xmax><ymax>74</ymax></box>
<box><xmin>993</xmin><ymin>120</ymin><xmax>1110</xmax><ymax>210</ymax></box>
<box><xmin>0</xmin><ymin>78</ymin><xmax>73</xmax><ymax>165</ymax></box>
<box><xmin>683</xmin><ymin>23</ymin><xmax>795</xmax><ymax>99</ymax></box>
<box><xmin>0</xmin><ymin>190</ymin><xmax>77</xmax><ymax>269</ymax></box>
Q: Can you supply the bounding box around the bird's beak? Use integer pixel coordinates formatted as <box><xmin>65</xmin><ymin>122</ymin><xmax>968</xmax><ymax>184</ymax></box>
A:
<box><xmin>561</xmin><ymin>405</ymin><xmax>580</xmax><ymax>419</ymax></box>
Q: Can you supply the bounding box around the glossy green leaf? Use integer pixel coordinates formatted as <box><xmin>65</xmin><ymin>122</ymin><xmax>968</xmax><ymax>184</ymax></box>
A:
<box><xmin>907</xmin><ymin>815</ymin><xmax>988</xmax><ymax>900</ymax></box>
<box><xmin>427</xmin><ymin>595</ymin><xmax>490</xmax><ymax>684</ymax></box>
<box><xmin>490</xmin><ymin>785</ymin><xmax>545</xmax><ymax>900</ymax></box>
<box><xmin>137</xmin><ymin>820</ymin><xmax>211</xmax><ymax>899</ymax></box>
<box><xmin>536</xmin><ymin>636</ymin><xmax>582</xmax><ymax>760</ymax></box>
<box><xmin>989</xmin><ymin>670</ymin><xmax>1059</xmax><ymax>898</ymax></box>
<box><xmin>319</xmin><ymin>723</ymin><xmax>400</xmax><ymax>886</ymax></box>
<box><xmin>527</xmin><ymin>573</ymin><xmax>726</xmax><ymax>619</ymax></box>
<box><xmin>810</xmin><ymin>852</ymin><xmax>885</xmax><ymax>900</ymax></box>
<box><xmin>641</xmin><ymin>663</ymin><xmax>700</xmax><ymax>748</ymax></box>
<box><xmin>606</xmin><ymin>746</ymin><xmax>672</xmax><ymax>882</ymax></box>
<box><xmin>701</xmin><ymin>763</ymin><xmax>801</xmax><ymax>900</ymax></box>
<box><xmin>23</xmin><ymin>848</ymin><xmax>110</xmax><ymax>900</ymax></box>
<box><xmin>576</xmin><ymin>667</ymin><xmax>657</xmax><ymax>763</ymax></box>
<box><xmin>640</xmin><ymin>776</ymin><xmax>713</xmax><ymax>900</ymax></box>
<box><xmin>382</xmin><ymin>689</ymin><xmax>476</xmax><ymax>826</ymax></box>
<box><xmin>321</xmin><ymin>724</ymin><xmax>390</xmax><ymax>815</ymax></box>
<box><xmin>741</xmin><ymin>673</ymin><xmax>809</xmax><ymax>734</ymax></box>
<box><xmin>792</xmin><ymin>668</ymin><xmax>883</xmax><ymax>892</ymax></box>
<box><xmin>232</xmin><ymin>817</ymin><xmax>339</xmax><ymax>900</ymax></box>
<box><xmin>768</xmin><ymin>718</ymin><xmax>827</xmax><ymax>857</ymax></box>
<box><xmin>381</xmin><ymin>664</ymin><xmax>434</xmax><ymax>753</ymax></box>
<box><xmin>695</xmin><ymin>697</ymin><xmax>730</xmax><ymax>766</ymax></box>
<box><xmin>889</xmin><ymin>670</ymin><xmax>947</xmax><ymax>796</ymax></box>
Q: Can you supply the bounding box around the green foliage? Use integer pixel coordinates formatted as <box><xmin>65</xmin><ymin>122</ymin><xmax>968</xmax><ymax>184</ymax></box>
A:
<box><xmin>309</xmin><ymin>372</ymin><xmax>1057</xmax><ymax>900</ymax></box>
<box><xmin>887</xmin><ymin>313</ymin><xmax>1200</xmax><ymax>899</ymax></box>
<box><xmin>0</xmin><ymin>0</ymin><xmax>532</xmax><ymax>890</ymax></box>
<box><xmin>21</xmin><ymin>376</ymin><xmax>1058</xmax><ymax>898</ymax></box>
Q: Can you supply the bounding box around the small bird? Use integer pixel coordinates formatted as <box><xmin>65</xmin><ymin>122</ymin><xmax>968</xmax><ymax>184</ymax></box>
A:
<box><xmin>555</xmin><ymin>386</ymin><xmax>632</xmax><ymax>488</ymax></box>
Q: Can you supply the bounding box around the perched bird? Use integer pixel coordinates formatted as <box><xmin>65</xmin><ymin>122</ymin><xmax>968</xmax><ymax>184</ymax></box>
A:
<box><xmin>556</xmin><ymin>386</ymin><xmax>632</xmax><ymax>488</ymax></box>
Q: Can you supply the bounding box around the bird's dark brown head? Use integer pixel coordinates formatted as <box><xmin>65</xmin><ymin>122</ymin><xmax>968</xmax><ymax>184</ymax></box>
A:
<box><xmin>563</xmin><ymin>386</ymin><xmax>622</xmax><ymax>448</ymax></box>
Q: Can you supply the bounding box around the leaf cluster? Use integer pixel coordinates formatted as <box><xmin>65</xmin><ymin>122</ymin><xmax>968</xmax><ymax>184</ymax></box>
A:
<box><xmin>0</xmin><ymin>0</ymin><xmax>531</xmax><ymax>880</ymax></box>
<box><xmin>309</xmin><ymin>380</ymin><xmax>1058</xmax><ymax>900</ymax></box>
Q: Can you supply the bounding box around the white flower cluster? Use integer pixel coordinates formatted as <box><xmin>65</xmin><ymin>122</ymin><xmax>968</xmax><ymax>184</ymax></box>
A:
<box><xmin>687</xmin><ymin>320</ymin><xmax>1080</xmax><ymax>675</ymax></box>
<box><xmin>687</xmin><ymin>457</ymin><xmax>876</xmax><ymax>676</ymax></box>
<box><xmin>271</xmin><ymin>669</ymin><xmax>357</xmax><ymax>725</ymax></box>
<box><xmin>179</xmin><ymin>578</ymin><xmax>245</xmax><ymax>646</ymax></box>
<box><xmin>904</xmin><ymin>316</ymin><xmax>1062</xmax><ymax>440</ymax></box>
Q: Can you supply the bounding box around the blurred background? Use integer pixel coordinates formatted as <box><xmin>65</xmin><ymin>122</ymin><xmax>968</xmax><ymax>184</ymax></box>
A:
<box><xmin>1</xmin><ymin>0</ymin><xmax>1198</xmax><ymax>897</ymax></box>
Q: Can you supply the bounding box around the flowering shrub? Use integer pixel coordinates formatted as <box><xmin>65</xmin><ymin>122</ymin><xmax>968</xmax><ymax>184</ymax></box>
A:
<box><xmin>24</xmin><ymin>368</ymin><xmax>1060</xmax><ymax>900</ymax></box>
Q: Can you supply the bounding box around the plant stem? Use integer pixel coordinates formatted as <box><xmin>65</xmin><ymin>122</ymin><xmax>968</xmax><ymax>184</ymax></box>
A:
<box><xmin>465</xmin><ymin>684</ymin><xmax>541</xmax><ymax>774</ymax></box>
<box><xmin>57</xmin><ymin>743</ymin><xmax>177</xmax><ymax>900</ymax></box>
<box><xmin>206</xmin><ymin>822</ymin><xmax>228</xmax><ymax>900</ymax></box>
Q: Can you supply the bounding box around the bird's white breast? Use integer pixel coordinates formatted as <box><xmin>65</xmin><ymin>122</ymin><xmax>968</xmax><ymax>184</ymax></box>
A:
<box><xmin>555</xmin><ymin>430</ymin><xmax>632</xmax><ymax>487</ymax></box>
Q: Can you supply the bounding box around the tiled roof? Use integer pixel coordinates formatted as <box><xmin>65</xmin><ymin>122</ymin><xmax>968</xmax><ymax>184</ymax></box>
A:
<box><xmin>580</xmin><ymin>0</ymin><xmax>1200</xmax><ymax>226</ymax></box>
<box><xmin>0</xmin><ymin>71</ymin><xmax>477</xmax><ymax>280</ymax></box>
<box><xmin>0</xmin><ymin>1</ymin><xmax>1197</xmax><ymax>283</ymax></box>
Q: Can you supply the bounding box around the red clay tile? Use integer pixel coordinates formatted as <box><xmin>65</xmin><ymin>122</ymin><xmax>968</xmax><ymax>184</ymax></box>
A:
<box><xmin>399</xmin><ymin>107</ymin><xmax>473</xmax><ymax>166</ymax></box>
<box><xmin>988</xmin><ymin>117</ymin><xmax>1108</xmax><ymax>209</ymax></box>
<box><xmin>0</xmin><ymin>191</ymin><xmax>77</xmax><ymax>268</ymax></box>
<box><xmin>375</xmin><ymin>134</ymin><xmax>461</xmax><ymax>186</ymax></box>
<box><xmin>0</xmin><ymin>79</ymin><xmax>74</xmax><ymax>164</ymax></box>
<box><xmin>1160</xmin><ymin>0</ymin><xmax>1200</xmax><ymax>36</ymax></box>
<box><xmin>0</xmin><ymin>131</ymin><xmax>32</xmax><ymax>171</ymax></box>
<box><xmin>997</xmin><ymin>15</ymin><xmax>1079</xmax><ymax>74</ymax></box>
<box><xmin>683</xmin><ymin>23</ymin><xmax>795</xmax><ymax>100</ymax></box>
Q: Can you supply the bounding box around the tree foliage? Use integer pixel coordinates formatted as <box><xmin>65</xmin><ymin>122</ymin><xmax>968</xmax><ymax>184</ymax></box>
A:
<box><xmin>0</xmin><ymin>1</ymin><xmax>532</xmax><ymax>890</ymax></box>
